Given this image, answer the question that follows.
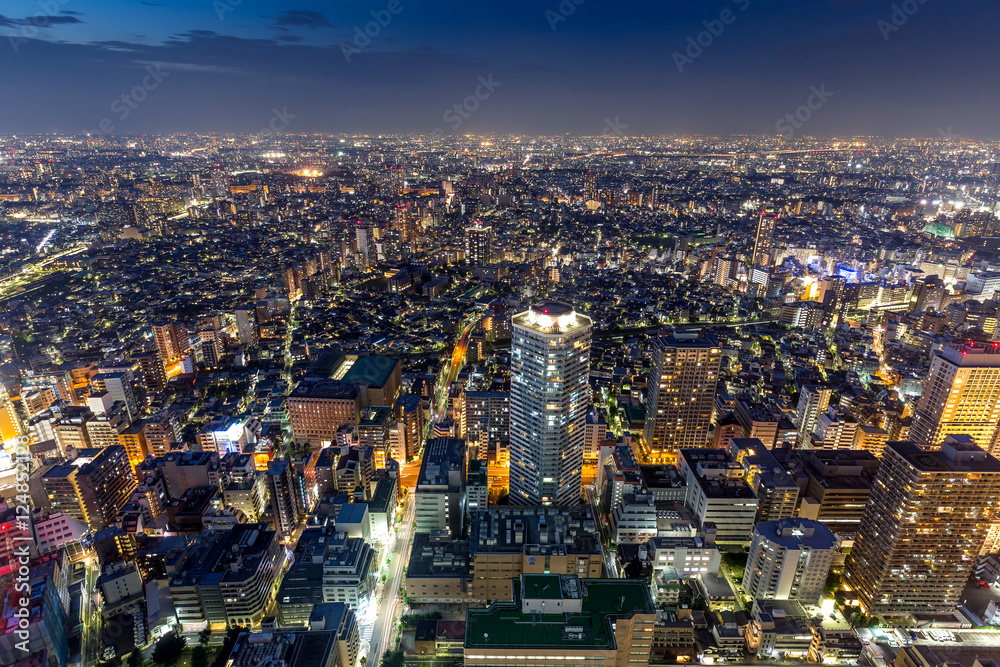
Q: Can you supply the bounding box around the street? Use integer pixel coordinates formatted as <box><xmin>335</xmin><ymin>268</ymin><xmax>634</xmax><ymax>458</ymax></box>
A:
<box><xmin>368</xmin><ymin>493</ymin><xmax>416</xmax><ymax>667</ymax></box>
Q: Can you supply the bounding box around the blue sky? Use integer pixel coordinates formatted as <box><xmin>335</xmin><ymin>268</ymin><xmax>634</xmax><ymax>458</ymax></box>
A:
<box><xmin>1</xmin><ymin>0</ymin><xmax>998</xmax><ymax>137</ymax></box>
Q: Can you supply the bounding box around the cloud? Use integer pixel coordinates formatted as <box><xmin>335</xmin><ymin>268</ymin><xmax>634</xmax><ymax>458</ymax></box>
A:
<box><xmin>0</xmin><ymin>11</ymin><xmax>84</xmax><ymax>28</ymax></box>
<box><xmin>273</xmin><ymin>10</ymin><xmax>336</xmax><ymax>29</ymax></box>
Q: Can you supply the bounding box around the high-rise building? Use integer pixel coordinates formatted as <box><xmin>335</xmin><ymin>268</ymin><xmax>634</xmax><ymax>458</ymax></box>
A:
<box><xmin>235</xmin><ymin>305</ymin><xmax>260</xmax><ymax>346</ymax></box>
<box><xmin>643</xmin><ymin>332</ymin><xmax>721</xmax><ymax>460</ymax></box>
<box><xmin>752</xmin><ymin>211</ymin><xmax>776</xmax><ymax>268</ymax></box>
<box><xmin>465</xmin><ymin>222</ymin><xmax>493</xmax><ymax>267</ymax></box>
<box><xmin>414</xmin><ymin>437</ymin><xmax>467</xmax><ymax>539</ymax></box>
<box><xmin>510</xmin><ymin>301</ymin><xmax>592</xmax><ymax>506</ymax></box>
<box><xmin>911</xmin><ymin>341</ymin><xmax>1000</xmax><ymax>455</ymax></box>
<box><xmin>745</xmin><ymin>518</ymin><xmax>836</xmax><ymax>605</ymax></box>
<box><xmin>394</xmin><ymin>394</ymin><xmax>423</xmax><ymax>462</ymax></box>
<box><xmin>152</xmin><ymin>321</ymin><xmax>184</xmax><ymax>364</ymax></box>
<box><xmin>131</xmin><ymin>350</ymin><xmax>167</xmax><ymax>394</ymax></box>
<box><xmin>795</xmin><ymin>385</ymin><xmax>831</xmax><ymax>447</ymax></box>
<box><xmin>845</xmin><ymin>437</ymin><xmax>1000</xmax><ymax>614</ymax></box>
<box><xmin>583</xmin><ymin>171</ymin><xmax>597</xmax><ymax>202</ymax></box>
<box><xmin>40</xmin><ymin>445</ymin><xmax>136</xmax><ymax>531</ymax></box>
<box><xmin>267</xmin><ymin>458</ymin><xmax>301</xmax><ymax>537</ymax></box>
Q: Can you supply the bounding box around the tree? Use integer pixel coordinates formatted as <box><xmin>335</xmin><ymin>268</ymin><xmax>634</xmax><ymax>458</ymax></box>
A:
<box><xmin>151</xmin><ymin>630</ymin><xmax>187</xmax><ymax>666</ymax></box>
<box><xmin>381</xmin><ymin>649</ymin><xmax>405</xmax><ymax>667</ymax></box>
<box><xmin>100</xmin><ymin>658</ymin><xmax>123</xmax><ymax>667</ymax></box>
<box><xmin>192</xmin><ymin>645</ymin><xmax>210</xmax><ymax>667</ymax></box>
<box><xmin>212</xmin><ymin>626</ymin><xmax>247</xmax><ymax>667</ymax></box>
<box><xmin>127</xmin><ymin>651</ymin><xmax>146</xmax><ymax>667</ymax></box>
<box><xmin>198</xmin><ymin>627</ymin><xmax>212</xmax><ymax>647</ymax></box>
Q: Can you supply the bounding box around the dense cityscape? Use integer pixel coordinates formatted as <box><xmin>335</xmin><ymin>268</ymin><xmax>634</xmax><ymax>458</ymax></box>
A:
<box><xmin>0</xmin><ymin>131</ymin><xmax>999</xmax><ymax>667</ymax></box>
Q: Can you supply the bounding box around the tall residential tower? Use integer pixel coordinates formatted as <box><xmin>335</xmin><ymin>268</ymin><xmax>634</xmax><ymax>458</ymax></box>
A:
<box><xmin>911</xmin><ymin>341</ymin><xmax>1000</xmax><ymax>455</ymax></box>
<box><xmin>643</xmin><ymin>332</ymin><xmax>721</xmax><ymax>460</ymax></box>
<box><xmin>845</xmin><ymin>437</ymin><xmax>1000</xmax><ymax>614</ymax></box>
<box><xmin>509</xmin><ymin>301</ymin><xmax>592</xmax><ymax>506</ymax></box>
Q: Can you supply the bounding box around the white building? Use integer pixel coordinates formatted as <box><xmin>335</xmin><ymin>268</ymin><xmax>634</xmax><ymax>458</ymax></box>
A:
<box><xmin>745</xmin><ymin>518</ymin><xmax>836</xmax><ymax>605</ymax></box>
<box><xmin>648</xmin><ymin>536</ymin><xmax>721</xmax><ymax>576</ymax></box>
<box><xmin>678</xmin><ymin>449</ymin><xmax>758</xmax><ymax>542</ymax></box>
<box><xmin>510</xmin><ymin>301</ymin><xmax>592</xmax><ymax>506</ymax></box>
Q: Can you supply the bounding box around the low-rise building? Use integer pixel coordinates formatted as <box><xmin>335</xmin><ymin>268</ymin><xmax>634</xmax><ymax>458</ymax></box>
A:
<box><xmin>464</xmin><ymin>575</ymin><xmax>656</xmax><ymax>667</ymax></box>
<box><xmin>468</xmin><ymin>506</ymin><xmax>604</xmax><ymax>603</ymax></box>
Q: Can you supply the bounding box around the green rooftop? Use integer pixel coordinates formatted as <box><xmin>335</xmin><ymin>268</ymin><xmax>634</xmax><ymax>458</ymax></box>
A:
<box><xmin>465</xmin><ymin>577</ymin><xmax>654</xmax><ymax>650</ymax></box>
<box><xmin>340</xmin><ymin>355</ymin><xmax>398</xmax><ymax>388</ymax></box>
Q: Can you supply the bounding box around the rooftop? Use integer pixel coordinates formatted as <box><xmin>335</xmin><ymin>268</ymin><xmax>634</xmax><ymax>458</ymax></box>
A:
<box><xmin>465</xmin><ymin>577</ymin><xmax>654</xmax><ymax>650</ymax></box>
<box><xmin>340</xmin><ymin>355</ymin><xmax>399</xmax><ymax>388</ymax></box>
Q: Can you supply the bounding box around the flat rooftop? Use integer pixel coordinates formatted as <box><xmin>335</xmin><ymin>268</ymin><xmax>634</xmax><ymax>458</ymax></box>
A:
<box><xmin>341</xmin><ymin>355</ymin><xmax>398</xmax><ymax>388</ymax></box>
<box><xmin>465</xmin><ymin>578</ymin><xmax>654</xmax><ymax>650</ymax></box>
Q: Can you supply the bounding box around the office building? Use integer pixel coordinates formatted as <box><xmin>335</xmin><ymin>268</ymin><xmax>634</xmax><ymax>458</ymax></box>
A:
<box><xmin>846</xmin><ymin>437</ymin><xmax>1000</xmax><ymax>614</ymax></box>
<box><xmin>745</xmin><ymin>518</ymin><xmax>836</xmax><ymax>605</ymax></box>
<box><xmin>337</xmin><ymin>354</ymin><xmax>402</xmax><ymax>407</ymax></box>
<box><xmin>643</xmin><ymin>332</ymin><xmax>721</xmax><ymax>459</ymax></box>
<box><xmin>468</xmin><ymin>506</ymin><xmax>604</xmax><ymax>602</ymax></box>
<box><xmin>276</xmin><ymin>524</ymin><xmax>376</xmax><ymax>624</ymax></box>
<box><xmin>677</xmin><ymin>449</ymin><xmax>758</xmax><ymax>542</ymax></box>
<box><xmin>288</xmin><ymin>382</ymin><xmax>362</xmax><ymax>449</ymax></box>
<box><xmin>226</xmin><ymin>617</ymin><xmax>359</xmax><ymax>667</ymax></box>
<box><xmin>911</xmin><ymin>341</ymin><xmax>1000</xmax><ymax>454</ymax></box>
<box><xmin>415</xmin><ymin>437</ymin><xmax>467</xmax><ymax>539</ymax></box>
<box><xmin>464</xmin><ymin>575</ymin><xmax>655</xmax><ymax>667</ymax></box>
<box><xmin>405</xmin><ymin>532</ymin><xmax>472</xmax><ymax>604</ymax></box>
<box><xmin>510</xmin><ymin>301</ymin><xmax>592</xmax><ymax>506</ymax></box>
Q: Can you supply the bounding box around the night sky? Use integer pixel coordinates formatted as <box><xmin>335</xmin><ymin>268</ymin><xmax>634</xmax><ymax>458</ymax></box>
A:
<box><xmin>1</xmin><ymin>0</ymin><xmax>998</xmax><ymax>138</ymax></box>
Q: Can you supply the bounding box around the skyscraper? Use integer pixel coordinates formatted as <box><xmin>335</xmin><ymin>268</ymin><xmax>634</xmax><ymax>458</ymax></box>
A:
<box><xmin>583</xmin><ymin>171</ymin><xmax>597</xmax><ymax>202</ymax></box>
<box><xmin>752</xmin><ymin>211</ymin><xmax>776</xmax><ymax>269</ymax></box>
<box><xmin>845</xmin><ymin>437</ymin><xmax>1000</xmax><ymax>614</ymax></box>
<box><xmin>510</xmin><ymin>301</ymin><xmax>592</xmax><ymax>506</ymax></box>
<box><xmin>911</xmin><ymin>341</ymin><xmax>1000</xmax><ymax>455</ymax></box>
<box><xmin>465</xmin><ymin>222</ymin><xmax>493</xmax><ymax>267</ymax></box>
<box><xmin>643</xmin><ymin>332</ymin><xmax>721</xmax><ymax>460</ymax></box>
